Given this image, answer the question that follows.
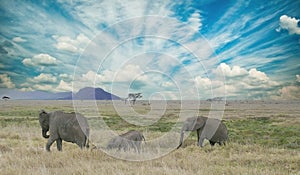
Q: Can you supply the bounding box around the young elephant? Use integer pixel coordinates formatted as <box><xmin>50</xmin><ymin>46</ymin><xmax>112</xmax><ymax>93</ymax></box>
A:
<box><xmin>107</xmin><ymin>130</ymin><xmax>145</xmax><ymax>153</ymax></box>
<box><xmin>39</xmin><ymin>110</ymin><xmax>90</xmax><ymax>151</ymax></box>
<box><xmin>177</xmin><ymin>116</ymin><xmax>228</xmax><ymax>148</ymax></box>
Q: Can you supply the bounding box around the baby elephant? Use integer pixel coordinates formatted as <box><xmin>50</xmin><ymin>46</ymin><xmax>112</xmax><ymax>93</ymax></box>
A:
<box><xmin>107</xmin><ymin>130</ymin><xmax>145</xmax><ymax>153</ymax></box>
<box><xmin>177</xmin><ymin>116</ymin><xmax>228</xmax><ymax>148</ymax></box>
<box><xmin>39</xmin><ymin>110</ymin><xmax>90</xmax><ymax>151</ymax></box>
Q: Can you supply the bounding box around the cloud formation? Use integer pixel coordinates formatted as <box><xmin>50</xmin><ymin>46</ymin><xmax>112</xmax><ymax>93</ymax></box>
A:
<box><xmin>296</xmin><ymin>74</ymin><xmax>300</xmax><ymax>82</ymax></box>
<box><xmin>80</xmin><ymin>64</ymin><xmax>147</xmax><ymax>87</ymax></box>
<box><xmin>186</xmin><ymin>11</ymin><xmax>202</xmax><ymax>31</ymax></box>
<box><xmin>30</xmin><ymin>73</ymin><xmax>57</xmax><ymax>83</ymax></box>
<box><xmin>56</xmin><ymin>80</ymin><xmax>73</xmax><ymax>92</ymax></box>
<box><xmin>53</xmin><ymin>34</ymin><xmax>90</xmax><ymax>53</ymax></box>
<box><xmin>22</xmin><ymin>54</ymin><xmax>58</xmax><ymax>67</ymax></box>
<box><xmin>12</xmin><ymin>37</ymin><xmax>26</xmax><ymax>42</ymax></box>
<box><xmin>0</xmin><ymin>74</ymin><xmax>15</xmax><ymax>88</ymax></box>
<box><xmin>278</xmin><ymin>85</ymin><xmax>300</xmax><ymax>99</ymax></box>
<box><xmin>276</xmin><ymin>15</ymin><xmax>300</xmax><ymax>35</ymax></box>
<box><xmin>214</xmin><ymin>63</ymin><xmax>248</xmax><ymax>78</ymax></box>
<box><xmin>195</xmin><ymin>63</ymin><xmax>281</xmax><ymax>99</ymax></box>
<box><xmin>0</xmin><ymin>1</ymin><xmax>299</xmax><ymax>100</ymax></box>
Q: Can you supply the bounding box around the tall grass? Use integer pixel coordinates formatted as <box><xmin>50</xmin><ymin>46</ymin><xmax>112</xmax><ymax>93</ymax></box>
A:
<box><xmin>0</xmin><ymin>100</ymin><xmax>299</xmax><ymax>174</ymax></box>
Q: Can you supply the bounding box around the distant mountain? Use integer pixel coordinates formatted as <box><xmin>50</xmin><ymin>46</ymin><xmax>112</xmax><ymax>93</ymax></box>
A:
<box><xmin>0</xmin><ymin>87</ymin><xmax>121</xmax><ymax>100</ymax></box>
<box><xmin>63</xmin><ymin>87</ymin><xmax>121</xmax><ymax>100</ymax></box>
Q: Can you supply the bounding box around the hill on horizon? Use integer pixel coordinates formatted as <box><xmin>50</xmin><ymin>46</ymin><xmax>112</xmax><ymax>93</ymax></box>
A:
<box><xmin>0</xmin><ymin>87</ymin><xmax>121</xmax><ymax>100</ymax></box>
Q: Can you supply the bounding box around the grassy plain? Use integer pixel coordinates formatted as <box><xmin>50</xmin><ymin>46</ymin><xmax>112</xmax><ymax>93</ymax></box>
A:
<box><xmin>0</xmin><ymin>100</ymin><xmax>299</xmax><ymax>175</ymax></box>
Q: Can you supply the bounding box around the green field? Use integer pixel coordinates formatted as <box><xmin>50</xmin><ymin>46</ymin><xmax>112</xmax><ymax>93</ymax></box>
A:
<box><xmin>0</xmin><ymin>100</ymin><xmax>299</xmax><ymax>174</ymax></box>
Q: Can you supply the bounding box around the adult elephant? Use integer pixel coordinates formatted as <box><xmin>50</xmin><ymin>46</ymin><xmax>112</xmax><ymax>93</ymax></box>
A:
<box><xmin>177</xmin><ymin>116</ymin><xmax>228</xmax><ymax>148</ymax></box>
<box><xmin>39</xmin><ymin>110</ymin><xmax>90</xmax><ymax>151</ymax></box>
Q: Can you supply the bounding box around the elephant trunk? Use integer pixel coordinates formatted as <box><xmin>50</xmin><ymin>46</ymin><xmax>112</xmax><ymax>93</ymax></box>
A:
<box><xmin>42</xmin><ymin>129</ymin><xmax>49</xmax><ymax>138</ymax></box>
<box><xmin>176</xmin><ymin>130</ymin><xmax>184</xmax><ymax>149</ymax></box>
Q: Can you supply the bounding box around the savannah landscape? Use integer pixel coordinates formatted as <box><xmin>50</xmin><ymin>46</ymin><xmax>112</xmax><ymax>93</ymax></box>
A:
<box><xmin>0</xmin><ymin>100</ymin><xmax>299</xmax><ymax>175</ymax></box>
<box><xmin>1</xmin><ymin>0</ymin><xmax>299</xmax><ymax>174</ymax></box>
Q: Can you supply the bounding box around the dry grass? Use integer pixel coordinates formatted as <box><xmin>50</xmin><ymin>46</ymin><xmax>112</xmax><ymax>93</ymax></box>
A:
<box><xmin>1</xmin><ymin>143</ymin><xmax>299</xmax><ymax>175</ymax></box>
<box><xmin>0</xmin><ymin>100</ymin><xmax>300</xmax><ymax>175</ymax></box>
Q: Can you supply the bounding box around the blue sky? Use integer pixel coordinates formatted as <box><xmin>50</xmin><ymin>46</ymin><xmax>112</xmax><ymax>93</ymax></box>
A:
<box><xmin>0</xmin><ymin>0</ymin><xmax>299</xmax><ymax>100</ymax></box>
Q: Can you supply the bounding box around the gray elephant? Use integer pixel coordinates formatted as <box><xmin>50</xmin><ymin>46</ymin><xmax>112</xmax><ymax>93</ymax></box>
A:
<box><xmin>107</xmin><ymin>130</ymin><xmax>145</xmax><ymax>153</ymax></box>
<box><xmin>39</xmin><ymin>110</ymin><xmax>90</xmax><ymax>151</ymax></box>
<box><xmin>177</xmin><ymin>116</ymin><xmax>228</xmax><ymax>148</ymax></box>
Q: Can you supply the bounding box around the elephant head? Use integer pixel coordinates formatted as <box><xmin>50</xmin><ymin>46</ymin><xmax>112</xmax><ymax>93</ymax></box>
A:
<box><xmin>177</xmin><ymin>116</ymin><xmax>228</xmax><ymax>148</ymax></box>
<box><xmin>39</xmin><ymin>110</ymin><xmax>50</xmax><ymax>139</ymax></box>
<box><xmin>177</xmin><ymin>116</ymin><xmax>207</xmax><ymax>149</ymax></box>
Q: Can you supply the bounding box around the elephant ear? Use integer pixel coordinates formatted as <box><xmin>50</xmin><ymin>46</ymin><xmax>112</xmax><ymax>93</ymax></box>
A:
<box><xmin>39</xmin><ymin>109</ymin><xmax>47</xmax><ymax>115</ymax></box>
<box><xmin>196</xmin><ymin>116</ymin><xmax>206</xmax><ymax>129</ymax></box>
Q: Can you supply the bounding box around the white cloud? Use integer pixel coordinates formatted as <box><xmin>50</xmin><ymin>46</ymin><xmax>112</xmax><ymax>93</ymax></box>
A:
<box><xmin>0</xmin><ymin>74</ymin><xmax>15</xmax><ymax>88</ymax></box>
<box><xmin>30</xmin><ymin>73</ymin><xmax>57</xmax><ymax>83</ymax></box>
<box><xmin>22</xmin><ymin>58</ymin><xmax>34</xmax><ymax>66</ymax></box>
<box><xmin>194</xmin><ymin>63</ymin><xmax>282</xmax><ymax>99</ymax></box>
<box><xmin>161</xmin><ymin>81</ymin><xmax>174</xmax><ymax>88</ymax></box>
<box><xmin>194</xmin><ymin>76</ymin><xmax>211</xmax><ymax>89</ymax></box>
<box><xmin>278</xmin><ymin>85</ymin><xmax>300</xmax><ymax>100</ymax></box>
<box><xmin>81</xmin><ymin>64</ymin><xmax>146</xmax><ymax>84</ymax></box>
<box><xmin>193</xmin><ymin>75</ymin><xmax>225</xmax><ymax>99</ymax></box>
<box><xmin>186</xmin><ymin>11</ymin><xmax>202</xmax><ymax>31</ymax></box>
<box><xmin>248</xmin><ymin>68</ymin><xmax>269</xmax><ymax>82</ymax></box>
<box><xmin>32</xmin><ymin>84</ymin><xmax>54</xmax><ymax>92</ymax></box>
<box><xmin>12</xmin><ymin>37</ymin><xmax>26</xmax><ymax>42</ymax></box>
<box><xmin>56</xmin><ymin>80</ymin><xmax>73</xmax><ymax>92</ymax></box>
<box><xmin>296</xmin><ymin>74</ymin><xmax>300</xmax><ymax>82</ymax></box>
<box><xmin>76</xmin><ymin>33</ymin><xmax>91</xmax><ymax>44</ymax></box>
<box><xmin>82</xmin><ymin>70</ymin><xmax>103</xmax><ymax>83</ymax></box>
<box><xmin>56</xmin><ymin>42</ymin><xmax>78</xmax><ymax>52</ymax></box>
<box><xmin>214</xmin><ymin>63</ymin><xmax>248</xmax><ymax>78</ymax></box>
<box><xmin>114</xmin><ymin>64</ymin><xmax>146</xmax><ymax>82</ymax></box>
<box><xmin>59</xmin><ymin>73</ymin><xmax>73</xmax><ymax>80</ymax></box>
<box><xmin>53</xmin><ymin>34</ymin><xmax>90</xmax><ymax>53</ymax></box>
<box><xmin>276</xmin><ymin>15</ymin><xmax>300</xmax><ymax>35</ymax></box>
<box><xmin>22</xmin><ymin>53</ymin><xmax>58</xmax><ymax>66</ymax></box>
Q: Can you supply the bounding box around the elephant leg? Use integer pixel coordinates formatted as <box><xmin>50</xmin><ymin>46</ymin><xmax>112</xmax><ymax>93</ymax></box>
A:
<box><xmin>209</xmin><ymin>140</ymin><xmax>216</xmax><ymax>146</ymax></box>
<box><xmin>76</xmin><ymin>142</ymin><xmax>83</xmax><ymax>149</ymax></box>
<box><xmin>46</xmin><ymin>138</ymin><xmax>56</xmax><ymax>151</ymax></box>
<box><xmin>198</xmin><ymin>138</ymin><xmax>204</xmax><ymax>147</ymax></box>
<box><xmin>134</xmin><ymin>142</ymin><xmax>140</xmax><ymax>153</ymax></box>
<box><xmin>136</xmin><ymin>142</ymin><xmax>141</xmax><ymax>153</ymax></box>
<box><xmin>219</xmin><ymin>141</ymin><xmax>226</xmax><ymax>146</ymax></box>
<box><xmin>197</xmin><ymin>129</ymin><xmax>200</xmax><ymax>143</ymax></box>
<box><xmin>132</xmin><ymin>142</ymin><xmax>137</xmax><ymax>152</ymax></box>
<box><xmin>56</xmin><ymin>138</ymin><xmax>62</xmax><ymax>151</ymax></box>
<box><xmin>197</xmin><ymin>129</ymin><xmax>205</xmax><ymax>147</ymax></box>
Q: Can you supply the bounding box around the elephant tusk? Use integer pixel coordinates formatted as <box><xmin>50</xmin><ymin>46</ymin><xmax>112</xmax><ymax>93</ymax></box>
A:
<box><xmin>42</xmin><ymin>130</ymin><xmax>50</xmax><ymax>138</ymax></box>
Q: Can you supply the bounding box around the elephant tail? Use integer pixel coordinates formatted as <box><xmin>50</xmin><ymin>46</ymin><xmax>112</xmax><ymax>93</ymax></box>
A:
<box><xmin>86</xmin><ymin>138</ymin><xmax>90</xmax><ymax>149</ymax></box>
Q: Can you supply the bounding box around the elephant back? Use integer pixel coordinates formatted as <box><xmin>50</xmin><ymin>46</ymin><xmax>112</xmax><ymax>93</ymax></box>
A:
<box><xmin>210</xmin><ymin>120</ymin><xmax>228</xmax><ymax>142</ymax></box>
<box><xmin>50</xmin><ymin>111</ymin><xmax>89</xmax><ymax>143</ymax></box>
